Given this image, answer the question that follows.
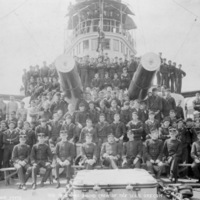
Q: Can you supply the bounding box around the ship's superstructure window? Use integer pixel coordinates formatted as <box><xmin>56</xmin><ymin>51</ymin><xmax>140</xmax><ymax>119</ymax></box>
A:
<box><xmin>113</xmin><ymin>39</ymin><xmax>119</xmax><ymax>51</ymax></box>
<box><xmin>65</xmin><ymin>0</ymin><xmax>136</xmax><ymax>57</ymax></box>
<box><xmin>78</xmin><ymin>43</ymin><xmax>81</xmax><ymax>53</ymax></box>
<box><xmin>91</xmin><ymin>39</ymin><xmax>98</xmax><ymax>50</ymax></box>
<box><xmin>121</xmin><ymin>42</ymin><xmax>125</xmax><ymax>53</ymax></box>
<box><xmin>104</xmin><ymin>38</ymin><xmax>110</xmax><ymax>50</ymax></box>
<box><xmin>76</xmin><ymin>45</ymin><xmax>78</xmax><ymax>54</ymax></box>
<box><xmin>83</xmin><ymin>40</ymin><xmax>89</xmax><ymax>50</ymax></box>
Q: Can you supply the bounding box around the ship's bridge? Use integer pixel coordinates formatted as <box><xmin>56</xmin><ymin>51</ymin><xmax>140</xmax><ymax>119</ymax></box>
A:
<box><xmin>64</xmin><ymin>0</ymin><xmax>137</xmax><ymax>58</ymax></box>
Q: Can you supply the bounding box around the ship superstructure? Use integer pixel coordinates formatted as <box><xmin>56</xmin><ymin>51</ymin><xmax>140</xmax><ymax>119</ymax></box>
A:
<box><xmin>65</xmin><ymin>0</ymin><xmax>137</xmax><ymax>58</ymax></box>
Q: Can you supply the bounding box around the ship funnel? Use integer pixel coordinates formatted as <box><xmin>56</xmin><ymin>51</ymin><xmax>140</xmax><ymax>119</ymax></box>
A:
<box><xmin>55</xmin><ymin>54</ymin><xmax>83</xmax><ymax>107</ymax></box>
<box><xmin>128</xmin><ymin>52</ymin><xmax>161</xmax><ymax>100</ymax></box>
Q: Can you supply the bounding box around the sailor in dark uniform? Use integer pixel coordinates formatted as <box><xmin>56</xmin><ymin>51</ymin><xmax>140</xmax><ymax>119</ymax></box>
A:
<box><xmin>120</xmin><ymin>67</ymin><xmax>130</xmax><ymax>90</ymax></box>
<box><xmin>144</xmin><ymin>111</ymin><xmax>160</xmax><ymax>139</ymax></box>
<box><xmin>3</xmin><ymin>121</ymin><xmax>19</xmax><ymax>167</ymax></box>
<box><xmin>191</xmin><ymin>131</ymin><xmax>200</xmax><ymax>183</ymax></box>
<box><xmin>80</xmin><ymin>133</ymin><xmax>97</xmax><ymax>169</ymax></box>
<box><xmin>100</xmin><ymin>134</ymin><xmax>120</xmax><ymax>169</ymax></box>
<box><xmin>147</xmin><ymin>88</ymin><xmax>163</xmax><ymax>122</ymax></box>
<box><xmin>176</xmin><ymin>64</ymin><xmax>186</xmax><ymax>93</ymax></box>
<box><xmin>193</xmin><ymin>93</ymin><xmax>200</xmax><ymax>112</ymax></box>
<box><xmin>168</xmin><ymin>60</ymin><xmax>175</xmax><ymax>93</ymax></box>
<box><xmin>128</xmin><ymin>55</ymin><xmax>138</xmax><ymax>78</ymax></box>
<box><xmin>127</xmin><ymin>111</ymin><xmax>143</xmax><ymax>141</ymax></box>
<box><xmin>163</xmin><ymin>127</ymin><xmax>182</xmax><ymax>182</ymax></box>
<box><xmin>12</xmin><ymin>134</ymin><xmax>32</xmax><ymax>190</ymax></box>
<box><xmin>144</xmin><ymin>129</ymin><xmax>164</xmax><ymax>178</ymax></box>
<box><xmin>31</xmin><ymin>132</ymin><xmax>53</xmax><ymax>190</ymax></box>
<box><xmin>170</xmin><ymin>61</ymin><xmax>176</xmax><ymax>93</ymax></box>
<box><xmin>55</xmin><ymin>130</ymin><xmax>75</xmax><ymax>188</ymax></box>
<box><xmin>160</xmin><ymin>58</ymin><xmax>169</xmax><ymax>87</ymax></box>
<box><xmin>165</xmin><ymin>89</ymin><xmax>176</xmax><ymax>116</ymax></box>
<box><xmin>122</xmin><ymin>130</ymin><xmax>143</xmax><ymax>169</ymax></box>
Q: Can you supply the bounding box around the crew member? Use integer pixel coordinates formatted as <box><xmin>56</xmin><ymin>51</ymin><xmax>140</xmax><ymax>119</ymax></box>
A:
<box><xmin>193</xmin><ymin>93</ymin><xmax>200</xmax><ymax>112</ymax></box>
<box><xmin>163</xmin><ymin>127</ymin><xmax>182</xmax><ymax>182</ymax></box>
<box><xmin>3</xmin><ymin>121</ymin><xmax>19</xmax><ymax>167</ymax></box>
<box><xmin>144</xmin><ymin>129</ymin><xmax>164</xmax><ymax>178</ymax></box>
<box><xmin>31</xmin><ymin>132</ymin><xmax>53</xmax><ymax>190</ymax></box>
<box><xmin>176</xmin><ymin>64</ymin><xmax>186</xmax><ymax>93</ymax></box>
<box><xmin>80</xmin><ymin>133</ymin><xmax>98</xmax><ymax>169</ymax></box>
<box><xmin>100</xmin><ymin>134</ymin><xmax>120</xmax><ymax>169</ymax></box>
<box><xmin>12</xmin><ymin>134</ymin><xmax>32</xmax><ymax>190</ymax></box>
<box><xmin>55</xmin><ymin>130</ymin><xmax>75</xmax><ymax>188</ymax></box>
<box><xmin>191</xmin><ymin>131</ymin><xmax>200</xmax><ymax>183</ymax></box>
<box><xmin>122</xmin><ymin>130</ymin><xmax>143</xmax><ymax>168</ymax></box>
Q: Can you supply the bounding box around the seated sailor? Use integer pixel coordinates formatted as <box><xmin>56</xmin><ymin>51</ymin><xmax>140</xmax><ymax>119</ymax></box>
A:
<box><xmin>191</xmin><ymin>131</ymin><xmax>200</xmax><ymax>183</ymax></box>
<box><xmin>163</xmin><ymin>127</ymin><xmax>182</xmax><ymax>182</ymax></box>
<box><xmin>122</xmin><ymin>130</ymin><xmax>143</xmax><ymax>169</ymax></box>
<box><xmin>12</xmin><ymin>133</ymin><xmax>32</xmax><ymax>190</ymax></box>
<box><xmin>100</xmin><ymin>133</ymin><xmax>120</xmax><ymax>169</ymax></box>
<box><xmin>55</xmin><ymin>130</ymin><xmax>75</xmax><ymax>188</ymax></box>
<box><xmin>144</xmin><ymin>129</ymin><xmax>164</xmax><ymax>178</ymax></box>
<box><xmin>80</xmin><ymin>133</ymin><xmax>98</xmax><ymax>169</ymax></box>
<box><xmin>30</xmin><ymin>132</ymin><xmax>53</xmax><ymax>190</ymax></box>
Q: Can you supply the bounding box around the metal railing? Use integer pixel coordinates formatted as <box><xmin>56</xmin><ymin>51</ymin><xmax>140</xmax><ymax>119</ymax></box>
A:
<box><xmin>71</xmin><ymin>18</ymin><xmax>134</xmax><ymax>47</ymax></box>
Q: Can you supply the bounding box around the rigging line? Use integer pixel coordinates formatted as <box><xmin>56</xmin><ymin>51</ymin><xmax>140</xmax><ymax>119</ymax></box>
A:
<box><xmin>172</xmin><ymin>0</ymin><xmax>199</xmax><ymax>19</ymax></box>
<box><xmin>50</xmin><ymin>0</ymin><xmax>63</xmax><ymax>48</ymax></box>
<box><xmin>0</xmin><ymin>0</ymin><xmax>29</xmax><ymax>20</ymax></box>
<box><xmin>135</xmin><ymin>0</ymin><xmax>147</xmax><ymax>52</ymax></box>
<box><xmin>173</xmin><ymin>18</ymin><xmax>197</xmax><ymax>59</ymax></box>
<box><xmin>14</xmin><ymin>12</ymin><xmax>46</xmax><ymax>58</ymax></box>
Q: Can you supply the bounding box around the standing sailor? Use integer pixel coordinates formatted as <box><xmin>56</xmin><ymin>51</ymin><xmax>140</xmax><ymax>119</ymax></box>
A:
<box><xmin>176</xmin><ymin>64</ymin><xmax>186</xmax><ymax>94</ymax></box>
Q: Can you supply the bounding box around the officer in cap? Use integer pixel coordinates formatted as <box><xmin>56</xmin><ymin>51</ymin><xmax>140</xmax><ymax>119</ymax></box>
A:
<box><xmin>55</xmin><ymin>130</ymin><xmax>75</xmax><ymax>188</ymax></box>
<box><xmin>163</xmin><ymin>127</ymin><xmax>182</xmax><ymax>182</ymax></box>
<box><xmin>31</xmin><ymin>132</ymin><xmax>53</xmax><ymax>190</ymax></box>
<box><xmin>12</xmin><ymin>133</ymin><xmax>32</xmax><ymax>190</ymax></box>
<box><xmin>80</xmin><ymin>133</ymin><xmax>97</xmax><ymax>170</ymax></box>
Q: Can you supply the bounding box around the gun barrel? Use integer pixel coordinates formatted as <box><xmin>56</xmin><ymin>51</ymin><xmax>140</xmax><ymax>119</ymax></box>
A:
<box><xmin>55</xmin><ymin>54</ymin><xmax>83</xmax><ymax>106</ymax></box>
<box><xmin>128</xmin><ymin>52</ymin><xmax>160</xmax><ymax>100</ymax></box>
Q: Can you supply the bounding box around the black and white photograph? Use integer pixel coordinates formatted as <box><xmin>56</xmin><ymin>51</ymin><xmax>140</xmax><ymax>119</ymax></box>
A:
<box><xmin>0</xmin><ymin>0</ymin><xmax>200</xmax><ymax>199</ymax></box>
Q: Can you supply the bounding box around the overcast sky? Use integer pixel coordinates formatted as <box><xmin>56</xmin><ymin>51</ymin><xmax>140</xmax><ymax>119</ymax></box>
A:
<box><xmin>0</xmin><ymin>0</ymin><xmax>199</xmax><ymax>95</ymax></box>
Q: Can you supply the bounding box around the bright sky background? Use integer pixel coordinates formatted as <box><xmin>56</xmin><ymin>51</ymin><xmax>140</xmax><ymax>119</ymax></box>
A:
<box><xmin>0</xmin><ymin>0</ymin><xmax>200</xmax><ymax>95</ymax></box>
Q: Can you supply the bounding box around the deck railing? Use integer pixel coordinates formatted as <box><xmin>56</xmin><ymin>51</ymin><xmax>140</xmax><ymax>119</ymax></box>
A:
<box><xmin>71</xmin><ymin>18</ymin><xmax>134</xmax><ymax>47</ymax></box>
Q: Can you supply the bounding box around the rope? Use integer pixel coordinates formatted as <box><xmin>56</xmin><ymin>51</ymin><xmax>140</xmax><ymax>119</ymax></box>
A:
<box><xmin>14</xmin><ymin>12</ymin><xmax>47</xmax><ymax>57</ymax></box>
<box><xmin>0</xmin><ymin>0</ymin><xmax>29</xmax><ymax>20</ymax></box>
<box><xmin>173</xmin><ymin>18</ymin><xmax>197</xmax><ymax>59</ymax></box>
<box><xmin>172</xmin><ymin>0</ymin><xmax>199</xmax><ymax>19</ymax></box>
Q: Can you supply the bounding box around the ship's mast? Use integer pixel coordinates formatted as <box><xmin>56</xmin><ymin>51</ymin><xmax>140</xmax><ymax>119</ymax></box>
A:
<box><xmin>98</xmin><ymin>0</ymin><xmax>104</xmax><ymax>56</ymax></box>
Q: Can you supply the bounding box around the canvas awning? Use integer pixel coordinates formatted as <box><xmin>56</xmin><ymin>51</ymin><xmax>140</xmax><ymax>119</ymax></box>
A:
<box><xmin>66</xmin><ymin>0</ymin><xmax>135</xmax><ymax>17</ymax></box>
<box><xmin>124</xmin><ymin>15</ymin><xmax>137</xmax><ymax>30</ymax></box>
